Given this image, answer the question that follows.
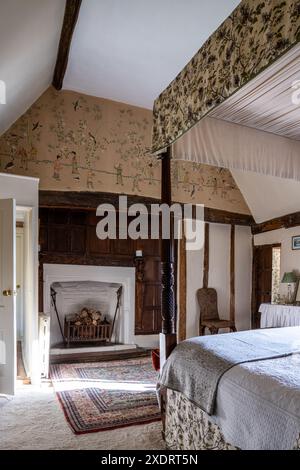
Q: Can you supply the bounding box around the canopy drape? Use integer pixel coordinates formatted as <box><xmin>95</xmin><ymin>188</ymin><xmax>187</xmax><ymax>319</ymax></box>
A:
<box><xmin>173</xmin><ymin>116</ymin><xmax>300</xmax><ymax>181</ymax></box>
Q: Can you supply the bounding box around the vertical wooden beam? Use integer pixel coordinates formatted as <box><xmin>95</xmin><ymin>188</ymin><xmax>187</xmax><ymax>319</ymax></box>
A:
<box><xmin>178</xmin><ymin>220</ymin><xmax>187</xmax><ymax>342</ymax></box>
<box><xmin>230</xmin><ymin>224</ymin><xmax>235</xmax><ymax>323</ymax></box>
<box><xmin>134</xmin><ymin>257</ymin><xmax>145</xmax><ymax>332</ymax></box>
<box><xmin>160</xmin><ymin>147</ymin><xmax>177</xmax><ymax>363</ymax></box>
<box><xmin>52</xmin><ymin>0</ymin><xmax>82</xmax><ymax>90</ymax></box>
<box><xmin>251</xmin><ymin>238</ymin><xmax>257</xmax><ymax>329</ymax></box>
<box><xmin>203</xmin><ymin>222</ymin><xmax>210</xmax><ymax>289</ymax></box>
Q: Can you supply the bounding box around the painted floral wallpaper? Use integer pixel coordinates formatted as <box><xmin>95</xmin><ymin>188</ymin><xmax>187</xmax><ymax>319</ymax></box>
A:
<box><xmin>0</xmin><ymin>87</ymin><xmax>249</xmax><ymax>214</ymax></box>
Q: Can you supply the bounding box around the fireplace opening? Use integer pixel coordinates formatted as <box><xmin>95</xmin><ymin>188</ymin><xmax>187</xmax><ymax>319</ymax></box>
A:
<box><xmin>50</xmin><ymin>281</ymin><xmax>123</xmax><ymax>348</ymax></box>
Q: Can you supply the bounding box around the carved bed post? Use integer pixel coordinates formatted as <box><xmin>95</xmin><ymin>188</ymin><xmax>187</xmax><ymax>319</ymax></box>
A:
<box><xmin>160</xmin><ymin>146</ymin><xmax>177</xmax><ymax>367</ymax></box>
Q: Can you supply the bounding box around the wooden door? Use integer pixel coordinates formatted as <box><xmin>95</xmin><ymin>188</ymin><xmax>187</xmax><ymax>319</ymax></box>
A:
<box><xmin>252</xmin><ymin>244</ymin><xmax>276</xmax><ymax>329</ymax></box>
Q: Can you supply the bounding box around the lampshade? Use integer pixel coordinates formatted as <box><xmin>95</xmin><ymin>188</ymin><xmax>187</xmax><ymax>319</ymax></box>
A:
<box><xmin>281</xmin><ymin>272</ymin><xmax>297</xmax><ymax>284</ymax></box>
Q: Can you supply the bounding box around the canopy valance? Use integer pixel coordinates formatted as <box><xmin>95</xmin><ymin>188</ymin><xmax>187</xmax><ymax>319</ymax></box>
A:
<box><xmin>152</xmin><ymin>0</ymin><xmax>300</xmax><ymax>154</ymax></box>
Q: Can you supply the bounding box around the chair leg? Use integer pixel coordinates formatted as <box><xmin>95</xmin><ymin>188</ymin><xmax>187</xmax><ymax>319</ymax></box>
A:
<box><xmin>209</xmin><ymin>327</ymin><xmax>219</xmax><ymax>335</ymax></box>
<box><xmin>230</xmin><ymin>326</ymin><xmax>237</xmax><ymax>333</ymax></box>
<box><xmin>199</xmin><ymin>326</ymin><xmax>206</xmax><ymax>336</ymax></box>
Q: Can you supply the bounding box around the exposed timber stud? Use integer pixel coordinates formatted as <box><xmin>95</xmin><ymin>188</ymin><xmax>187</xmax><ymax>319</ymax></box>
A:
<box><xmin>203</xmin><ymin>223</ymin><xmax>210</xmax><ymax>289</ymax></box>
<box><xmin>230</xmin><ymin>224</ymin><xmax>235</xmax><ymax>324</ymax></box>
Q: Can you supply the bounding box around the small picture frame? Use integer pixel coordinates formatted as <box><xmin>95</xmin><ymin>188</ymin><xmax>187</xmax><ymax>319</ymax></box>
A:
<box><xmin>292</xmin><ymin>236</ymin><xmax>300</xmax><ymax>250</ymax></box>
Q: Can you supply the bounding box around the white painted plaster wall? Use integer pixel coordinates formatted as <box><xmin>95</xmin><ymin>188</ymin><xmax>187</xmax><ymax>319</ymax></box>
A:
<box><xmin>185</xmin><ymin>223</ymin><xmax>252</xmax><ymax>338</ymax></box>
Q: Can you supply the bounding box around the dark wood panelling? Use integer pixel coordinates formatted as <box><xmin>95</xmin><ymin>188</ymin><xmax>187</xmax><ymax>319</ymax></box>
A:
<box><xmin>39</xmin><ymin>206</ymin><xmax>162</xmax><ymax>336</ymax></box>
<box><xmin>39</xmin><ymin>190</ymin><xmax>255</xmax><ymax>339</ymax></box>
<box><xmin>40</xmin><ymin>190</ymin><xmax>253</xmax><ymax>226</ymax></box>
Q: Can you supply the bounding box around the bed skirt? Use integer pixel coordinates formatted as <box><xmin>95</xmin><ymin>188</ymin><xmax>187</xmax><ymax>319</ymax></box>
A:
<box><xmin>165</xmin><ymin>389</ymin><xmax>300</xmax><ymax>451</ymax></box>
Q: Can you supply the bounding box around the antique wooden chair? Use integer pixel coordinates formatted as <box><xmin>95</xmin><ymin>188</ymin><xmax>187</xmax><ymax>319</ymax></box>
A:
<box><xmin>197</xmin><ymin>288</ymin><xmax>237</xmax><ymax>336</ymax></box>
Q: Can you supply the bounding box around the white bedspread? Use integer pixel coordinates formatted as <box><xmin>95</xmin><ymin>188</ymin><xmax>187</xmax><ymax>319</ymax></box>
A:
<box><xmin>214</xmin><ymin>341</ymin><xmax>300</xmax><ymax>450</ymax></box>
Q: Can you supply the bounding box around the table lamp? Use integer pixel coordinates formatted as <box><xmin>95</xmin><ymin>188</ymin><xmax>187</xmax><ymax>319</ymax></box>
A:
<box><xmin>281</xmin><ymin>272</ymin><xmax>297</xmax><ymax>304</ymax></box>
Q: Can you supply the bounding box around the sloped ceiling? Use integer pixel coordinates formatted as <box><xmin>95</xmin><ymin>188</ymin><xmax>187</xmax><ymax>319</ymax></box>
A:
<box><xmin>63</xmin><ymin>0</ymin><xmax>240</xmax><ymax>109</ymax></box>
<box><xmin>0</xmin><ymin>0</ymin><xmax>65</xmax><ymax>136</ymax></box>
<box><xmin>232</xmin><ymin>169</ymin><xmax>300</xmax><ymax>223</ymax></box>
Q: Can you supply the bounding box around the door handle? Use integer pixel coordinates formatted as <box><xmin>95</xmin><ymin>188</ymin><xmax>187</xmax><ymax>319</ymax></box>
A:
<box><xmin>2</xmin><ymin>289</ymin><xmax>17</xmax><ymax>297</ymax></box>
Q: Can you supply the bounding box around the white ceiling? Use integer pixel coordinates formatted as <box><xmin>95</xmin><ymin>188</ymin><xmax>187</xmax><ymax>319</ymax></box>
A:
<box><xmin>64</xmin><ymin>0</ymin><xmax>240</xmax><ymax>109</ymax></box>
<box><xmin>232</xmin><ymin>169</ymin><xmax>300</xmax><ymax>223</ymax></box>
<box><xmin>0</xmin><ymin>0</ymin><xmax>65</xmax><ymax>136</ymax></box>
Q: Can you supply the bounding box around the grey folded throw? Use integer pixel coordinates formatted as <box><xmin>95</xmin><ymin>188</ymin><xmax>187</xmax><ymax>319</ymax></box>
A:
<box><xmin>158</xmin><ymin>327</ymin><xmax>300</xmax><ymax>415</ymax></box>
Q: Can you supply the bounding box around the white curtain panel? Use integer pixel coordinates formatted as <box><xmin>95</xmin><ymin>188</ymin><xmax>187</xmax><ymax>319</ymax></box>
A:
<box><xmin>173</xmin><ymin>44</ymin><xmax>300</xmax><ymax>181</ymax></box>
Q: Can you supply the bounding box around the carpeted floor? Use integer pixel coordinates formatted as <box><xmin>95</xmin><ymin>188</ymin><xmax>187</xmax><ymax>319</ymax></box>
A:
<box><xmin>0</xmin><ymin>384</ymin><xmax>165</xmax><ymax>450</ymax></box>
<box><xmin>50</xmin><ymin>357</ymin><xmax>161</xmax><ymax>434</ymax></box>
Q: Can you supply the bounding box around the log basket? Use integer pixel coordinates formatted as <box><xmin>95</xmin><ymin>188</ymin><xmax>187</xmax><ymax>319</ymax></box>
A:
<box><xmin>64</xmin><ymin>315</ymin><xmax>112</xmax><ymax>347</ymax></box>
<box><xmin>51</xmin><ymin>285</ymin><xmax>122</xmax><ymax>347</ymax></box>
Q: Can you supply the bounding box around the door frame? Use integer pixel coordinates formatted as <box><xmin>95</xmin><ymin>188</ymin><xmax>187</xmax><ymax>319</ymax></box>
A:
<box><xmin>0</xmin><ymin>173</ymin><xmax>39</xmax><ymax>385</ymax></box>
<box><xmin>16</xmin><ymin>206</ymin><xmax>39</xmax><ymax>381</ymax></box>
<box><xmin>251</xmin><ymin>242</ymin><xmax>281</xmax><ymax>329</ymax></box>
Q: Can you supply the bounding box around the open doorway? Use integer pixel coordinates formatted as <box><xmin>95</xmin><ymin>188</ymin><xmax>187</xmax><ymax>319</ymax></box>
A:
<box><xmin>0</xmin><ymin>173</ymin><xmax>39</xmax><ymax>396</ymax></box>
<box><xmin>15</xmin><ymin>214</ymin><xmax>27</xmax><ymax>382</ymax></box>
<box><xmin>252</xmin><ymin>243</ymin><xmax>281</xmax><ymax>328</ymax></box>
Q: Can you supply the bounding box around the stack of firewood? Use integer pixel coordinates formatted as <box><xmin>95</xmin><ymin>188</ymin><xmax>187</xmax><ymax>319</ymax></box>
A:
<box><xmin>73</xmin><ymin>308</ymin><xmax>107</xmax><ymax>327</ymax></box>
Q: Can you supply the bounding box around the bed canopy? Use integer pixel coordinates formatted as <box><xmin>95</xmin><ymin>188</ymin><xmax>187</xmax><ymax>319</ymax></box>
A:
<box><xmin>154</xmin><ymin>0</ymin><xmax>300</xmax><ymax>360</ymax></box>
<box><xmin>152</xmin><ymin>0</ymin><xmax>300</xmax><ymax>180</ymax></box>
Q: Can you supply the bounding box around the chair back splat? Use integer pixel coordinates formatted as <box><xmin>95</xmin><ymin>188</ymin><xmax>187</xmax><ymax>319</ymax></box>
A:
<box><xmin>197</xmin><ymin>288</ymin><xmax>236</xmax><ymax>336</ymax></box>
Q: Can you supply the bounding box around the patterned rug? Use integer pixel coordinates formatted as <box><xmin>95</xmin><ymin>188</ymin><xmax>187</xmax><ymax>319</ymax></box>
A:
<box><xmin>50</xmin><ymin>357</ymin><xmax>161</xmax><ymax>434</ymax></box>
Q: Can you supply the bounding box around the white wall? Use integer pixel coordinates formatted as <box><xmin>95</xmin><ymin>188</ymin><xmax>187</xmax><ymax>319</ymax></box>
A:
<box><xmin>0</xmin><ymin>173</ymin><xmax>39</xmax><ymax>382</ymax></box>
<box><xmin>254</xmin><ymin>226</ymin><xmax>300</xmax><ymax>277</ymax></box>
<box><xmin>185</xmin><ymin>223</ymin><xmax>252</xmax><ymax>338</ymax></box>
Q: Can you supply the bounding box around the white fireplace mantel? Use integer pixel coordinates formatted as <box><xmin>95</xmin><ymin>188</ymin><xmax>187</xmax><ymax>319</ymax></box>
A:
<box><xmin>43</xmin><ymin>264</ymin><xmax>136</xmax><ymax>347</ymax></box>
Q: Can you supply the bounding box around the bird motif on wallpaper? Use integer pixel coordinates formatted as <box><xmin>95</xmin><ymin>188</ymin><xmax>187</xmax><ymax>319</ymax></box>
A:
<box><xmin>32</xmin><ymin>121</ymin><xmax>42</xmax><ymax>132</ymax></box>
<box><xmin>4</xmin><ymin>159</ymin><xmax>15</xmax><ymax>170</ymax></box>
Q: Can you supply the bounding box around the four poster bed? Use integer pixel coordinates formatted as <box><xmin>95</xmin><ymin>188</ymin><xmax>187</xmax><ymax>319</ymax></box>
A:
<box><xmin>155</xmin><ymin>0</ymin><xmax>300</xmax><ymax>450</ymax></box>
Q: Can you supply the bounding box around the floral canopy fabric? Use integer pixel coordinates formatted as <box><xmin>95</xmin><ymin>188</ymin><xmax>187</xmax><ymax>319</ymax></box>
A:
<box><xmin>152</xmin><ymin>0</ymin><xmax>300</xmax><ymax>154</ymax></box>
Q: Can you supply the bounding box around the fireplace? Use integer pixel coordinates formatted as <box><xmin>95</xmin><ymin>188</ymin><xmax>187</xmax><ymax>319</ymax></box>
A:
<box><xmin>43</xmin><ymin>264</ymin><xmax>136</xmax><ymax>352</ymax></box>
<box><xmin>50</xmin><ymin>281</ymin><xmax>124</xmax><ymax>346</ymax></box>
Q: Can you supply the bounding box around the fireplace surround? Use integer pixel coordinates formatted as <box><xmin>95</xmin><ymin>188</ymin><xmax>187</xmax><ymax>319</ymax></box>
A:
<box><xmin>43</xmin><ymin>264</ymin><xmax>136</xmax><ymax>353</ymax></box>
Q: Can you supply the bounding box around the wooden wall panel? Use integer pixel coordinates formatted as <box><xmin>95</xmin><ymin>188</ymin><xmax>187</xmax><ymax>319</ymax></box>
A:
<box><xmin>39</xmin><ymin>206</ymin><xmax>162</xmax><ymax>335</ymax></box>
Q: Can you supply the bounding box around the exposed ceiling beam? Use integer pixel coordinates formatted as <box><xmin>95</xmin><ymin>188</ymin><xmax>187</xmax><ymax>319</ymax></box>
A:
<box><xmin>52</xmin><ymin>0</ymin><xmax>82</xmax><ymax>90</ymax></box>
<box><xmin>39</xmin><ymin>190</ymin><xmax>254</xmax><ymax>226</ymax></box>
<box><xmin>252</xmin><ymin>212</ymin><xmax>300</xmax><ymax>235</ymax></box>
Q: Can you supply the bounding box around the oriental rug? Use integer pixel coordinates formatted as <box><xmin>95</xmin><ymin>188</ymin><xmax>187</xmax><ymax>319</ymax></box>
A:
<box><xmin>50</xmin><ymin>357</ymin><xmax>160</xmax><ymax>434</ymax></box>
